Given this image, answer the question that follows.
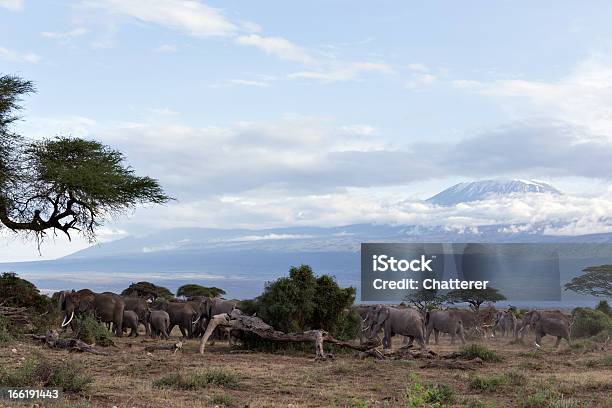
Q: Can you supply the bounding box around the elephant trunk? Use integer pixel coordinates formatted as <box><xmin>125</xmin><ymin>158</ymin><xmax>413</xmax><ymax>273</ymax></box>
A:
<box><xmin>61</xmin><ymin>311</ymin><xmax>75</xmax><ymax>327</ymax></box>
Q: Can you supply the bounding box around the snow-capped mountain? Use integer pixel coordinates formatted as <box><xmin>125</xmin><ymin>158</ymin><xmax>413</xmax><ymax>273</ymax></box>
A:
<box><xmin>427</xmin><ymin>179</ymin><xmax>561</xmax><ymax>206</ymax></box>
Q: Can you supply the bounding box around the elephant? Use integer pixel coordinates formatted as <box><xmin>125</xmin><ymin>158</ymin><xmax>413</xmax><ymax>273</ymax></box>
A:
<box><xmin>156</xmin><ymin>300</ymin><xmax>198</xmax><ymax>338</ymax></box>
<box><xmin>147</xmin><ymin>310</ymin><xmax>170</xmax><ymax>339</ymax></box>
<box><xmin>59</xmin><ymin>289</ymin><xmax>124</xmax><ymax>337</ymax></box>
<box><xmin>518</xmin><ymin>310</ymin><xmax>570</xmax><ymax>349</ymax></box>
<box><xmin>425</xmin><ymin>310</ymin><xmax>466</xmax><ymax>345</ymax></box>
<box><xmin>123</xmin><ymin>310</ymin><xmax>139</xmax><ymax>337</ymax></box>
<box><xmin>198</xmin><ymin>297</ymin><xmax>238</xmax><ymax>342</ymax></box>
<box><xmin>492</xmin><ymin>311</ymin><xmax>517</xmax><ymax>338</ymax></box>
<box><xmin>363</xmin><ymin>305</ymin><xmax>426</xmax><ymax>350</ymax></box>
<box><xmin>123</xmin><ymin>296</ymin><xmax>151</xmax><ymax>336</ymax></box>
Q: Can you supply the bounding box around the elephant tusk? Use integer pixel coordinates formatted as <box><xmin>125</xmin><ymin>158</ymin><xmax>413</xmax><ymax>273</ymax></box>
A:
<box><xmin>192</xmin><ymin>316</ymin><xmax>201</xmax><ymax>325</ymax></box>
<box><xmin>61</xmin><ymin>311</ymin><xmax>74</xmax><ymax>327</ymax></box>
<box><xmin>361</xmin><ymin>324</ymin><xmax>370</xmax><ymax>332</ymax></box>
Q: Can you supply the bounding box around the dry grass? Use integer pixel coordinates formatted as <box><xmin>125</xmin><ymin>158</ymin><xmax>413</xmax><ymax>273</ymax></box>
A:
<box><xmin>0</xmin><ymin>327</ymin><xmax>610</xmax><ymax>407</ymax></box>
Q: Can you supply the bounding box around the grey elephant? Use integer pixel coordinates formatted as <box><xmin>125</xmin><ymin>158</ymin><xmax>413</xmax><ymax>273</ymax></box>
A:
<box><xmin>59</xmin><ymin>289</ymin><xmax>125</xmax><ymax>337</ymax></box>
<box><xmin>123</xmin><ymin>296</ymin><xmax>150</xmax><ymax>336</ymax></box>
<box><xmin>518</xmin><ymin>310</ymin><xmax>570</xmax><ymax>349</ymax></box>
<box><xmin>123</xmin><ymin>310</ymin><xmax>140</xmax><ymax>337</ymax></box>
<box><xmin>425</xmin><ymin>310</ymin><xmax>466</xmax><ymax>345</ymax></box>
<box><xmin>156</xmin><ymin>300</ymin><xmax>198</xmax><ymax>338</ymax></box>
<box><xmin>199</xmin><ymin>297</ymin><xmax>238</xmax><ymax>341</ymax></box>
<box><xmin>147</xmin><ymin>310</ymin><xmax>170</xmax><ymax>339</ymax></box>
<box><xmin>492</xmin><ymin>311</ymin><xmax>517</xmax><ymax>338</ymax></box>
<box><xmin>363</xmin><ymin>305</ymin><xmax>426</xmax><ymax>350</ymax></box>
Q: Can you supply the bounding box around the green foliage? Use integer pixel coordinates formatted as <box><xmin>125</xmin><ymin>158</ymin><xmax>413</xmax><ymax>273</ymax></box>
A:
<box><xmin>571</xmin><ymin>307</ymin><xmax>612</xmax><ymax>338</ymax></box>
<box><xmin>210</xmin><ymin>394</ymin><xmax>234</xmax><ymax>407</ymax></box>
<box><xmin>177</xmin><ymin>284</ymin><xmax>226</xmax><ymax>298</ymax></box>
<box><xmin>469</xmin><ymin>374</ymin><xmax>506</xmax><ymax>392</ymax></box>
<box><xmin>0</xmin><ymin>315</ymin><xmax>12</xmax><ymax>345</ymax></box>
<box><xmin>0</xmin><ymin>355</ymin><xmax>92</xmax><ymax>392</ymax></box>
<box><xmin>406</xmin><ymin>373</ymin><xmax>455</xmax><ymax>407</ymax></box>
<box><xmin>565</xmin><ymin>265</ymin><xmax>612</xmax><ymax>298</ymax></box>
<box><xmin>404</xmin><ymin>287</ymin><xmax>444</xmax><ymax>312</ymax></box>
<box><xmin>248</xmin><ymin>265</ymin><xmax>358</xmax><ymax>339</ymax></box>
<box><xmin>0</xmin><ymin>74</ymin><xmax>169</xmax><ymax>241</ymax></box>
<box><xmin>0</xmin><ymin>272</ymin><xmax>50</xmax><ymax>313</ymax></box>
<box><xmin>153</xmin><ymin>369</ymin><xmax>238</xmax><ymax>390</ymax></box>
<box><xmin>595</xmin><ymin>300</ymin><xmax>612</xmax><ymax>317</ymax></box>
<box><xmin>71</xmin><ymin>315</ymin><xmax>114</xmax><ymax>346</ymax></box>
<box><xmin>457</xmin><ymin>344</ymin><xmax>503</xmax><ymax>362</ymax></box>
<box><xmin>121</xmin><ymin>281</ymin><xmax>174</xmax><ymax>300</ymax></box>
<box><xmin>445</xmin><ymin>286</ymin><xmax>506</xmax><ymax>311</ymax></box>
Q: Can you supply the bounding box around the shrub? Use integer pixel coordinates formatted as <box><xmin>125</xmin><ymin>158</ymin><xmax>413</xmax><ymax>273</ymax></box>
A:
<box><xmin>0</xmin><ymin>315</ymin><xmax>12</xmax><ymax>344</ymax></box>
<box><xmin>244</xmin><ymin>265</ymin><xmax>358</xmax><ymax>340</ymax></box>
<box><xmin>210</xmin><ymin>394</ymin><xmax>233</xmax><ymax>407</ymax></box>
<box><xmin>0</xmin><ymin>272</ymin><xmax>50</xmax><ymax>313</ymax></box>
<box><xmin>571</xmin><ymin>307</ymin><xmax>612</xmax><ymax>338</ymax></box>
<box><xmin>469</xmin><ymin>374</ymin><xmax>506</xmax><ymax>392</ymax></box>
<box><xmin>457</xmin><ymin>344</ymin><xmax>503</xmax><ymax>362</ymax></box>
<box><xmin>595</xmin><ymin>300</ymin><xmax>612</xmax><ymax>317</ymax></box>
<box><xmin>71</xmin><ymin>315</ymin><xmax>114</xmax><ymax>346</ymax></box>
<box><xmin>153</xmin><ymin>369</ymin><xmax>238</xmax><ymax>390</ymax></box>
<box><xmin>0</xmin><ymin>355</ymin><xmax>91</xmax><ymax>392</ymax></box>
<box><xmin>406</xmin><ymin>373</ymin><xmax>455</xmax><ymax>407</ymax></box>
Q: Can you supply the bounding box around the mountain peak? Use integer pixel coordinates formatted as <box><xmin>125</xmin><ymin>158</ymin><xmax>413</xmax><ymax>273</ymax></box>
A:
<box><xmin>427</xmin><ymin>179</ymin><xmax>561</xmax><ymax>206</ymax></box>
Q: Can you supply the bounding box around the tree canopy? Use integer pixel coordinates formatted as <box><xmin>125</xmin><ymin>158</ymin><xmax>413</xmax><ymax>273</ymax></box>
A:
<box><xmin>403</xmin><ymin>287</ymin><xmax>444</xmax><ymax>312</ymax></box>
<box><xmin>0</xmin><ymin>75</ymin><xmax>169</xmax><ymax>242</ymax></box>
<box><xmin>177</xmin><ymin>284</ymin><xmax>226</xmax><ymax>298</ymax></box>
<box><xmin>564</xmin><ymin>265</ymin><xmax>612</xmax><ymax>298</ymax></box>
<box><xmin>0</xmin><ymin>272</ymin><xmax>50</xmax><ymax>312</ymax></box>
<box><xmin>121</xmin><ymin>282</ymin><xmax>174</xmax><ymax>300</ymax></box>
<box><xmin>445</xmin><ymin>286</ymin><xmax>506</xmax><ymax>311</ymax></box>
<box><xmin>249</xmin><ymin>264</ymin><xmax>357</xmax><ymax>337</ymax></box>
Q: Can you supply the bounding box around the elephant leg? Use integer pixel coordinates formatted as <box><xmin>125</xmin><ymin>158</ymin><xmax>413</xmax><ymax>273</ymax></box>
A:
<box><xmin>434</xmin><ymin>329</ymin><xmax>439</xmax><ymax>345</ymax></box>
<box><xmin>179</xmin><ymin>325</ymin><xmax>187</xmax><ymax>338</ymax></box>
<box><xmin>554</xmin><ymin>336</ymin><xmax>561</xmax><ymax>349</ymax></box>
<box><xmin>534</xmin><ymin>331</ymin><xmax>543</xmax><ymax>348</ymax></box>
<box><xmin>425</xmin><ymin>325</ymin><xmax>433</xmax><ymax>344</ymax></box>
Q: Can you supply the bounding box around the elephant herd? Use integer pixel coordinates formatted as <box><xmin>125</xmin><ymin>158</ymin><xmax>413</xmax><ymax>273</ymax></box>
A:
<box><xmin>57</xmin><ymin>289</ymin><xmax>238</xmax><ymax>341</ymax></box>
<box><xmin>356</xmin><ymin>305</ymin><xmax>572</xmax><ymax>350</ymax></box>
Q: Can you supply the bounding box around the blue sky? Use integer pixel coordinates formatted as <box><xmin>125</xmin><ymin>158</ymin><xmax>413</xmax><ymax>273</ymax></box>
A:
<box><xmin>1</xmin><ymin>0</ymin><xmax>612</xmax><ymax>261</ymax></box>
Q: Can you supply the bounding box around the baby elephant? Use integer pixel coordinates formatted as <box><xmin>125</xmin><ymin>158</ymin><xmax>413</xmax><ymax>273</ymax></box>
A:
<box><xmin>148</xmin><ymin>310</ymin><xmax>170</xmax><ymax>339</ymax></box>
<box><xmin>123</xmin><ymin>310</ymin><xmax>140</xmax><ymax>337</ymax></box>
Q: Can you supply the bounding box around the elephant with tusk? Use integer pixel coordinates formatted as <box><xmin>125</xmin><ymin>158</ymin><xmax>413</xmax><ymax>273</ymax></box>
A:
<box><xmin>517</xmin><ymin>310</ymin><xmax>570</xmax><ymax>349</ymax></box>
<box><xmin>58</xmin><ymin>289</ymin><xmax>125</xmax><ymax>337</ymax></box>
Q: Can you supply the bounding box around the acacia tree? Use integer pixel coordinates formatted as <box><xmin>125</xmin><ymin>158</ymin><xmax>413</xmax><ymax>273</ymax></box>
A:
<box><xmin>0</xmin><ymin>75</ymin><xmax>169</xmax><ymax>243</ymax></box>
<box><xmin>565</xmin><ymin>265</ymin><xmax>612</xmax><ymax>298</ymax></box>
<box><xmin>445</xmin><ymin>286</ymin><xmax>506</xmax><ymax>312</ymax></box>
<box><xmin>177</xmin><ymin>284</ymin><xmax>226</xmax><ymax>298</ymax></box>
<box><xmin>403</xmin><ymin>287</ymin><xmax>443</xmax><ymax>312</ymax></box>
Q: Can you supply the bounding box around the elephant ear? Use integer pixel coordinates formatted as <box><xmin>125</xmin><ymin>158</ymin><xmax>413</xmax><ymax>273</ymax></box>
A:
<box><xmin>377</xmin><ymin>307</ymin><xmax>390</xmax><ymax>325</ymax></box>
<box><xmin>78</xmin><ymin>295</ymin><xmax>93</xmax><ymax>312</ymax></box>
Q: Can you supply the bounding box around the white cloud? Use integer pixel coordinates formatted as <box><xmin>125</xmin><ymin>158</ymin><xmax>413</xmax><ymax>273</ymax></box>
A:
<box><xmin>0</xmin><ymin>46</ymin><xmax>41</xmax><ymax>64</ymax></box>
<box><xmin>87</xmin><ymin>0</ymin><xmax>236</xmax><ymax>37</ymax></box>
<box><xmin>0</xmin><ymin>0</ymin><xmax>23</xmax><ymax>11</ymax></box>
<box><xmin>288</xmin><ymin>62</ymin><xmax>394</xmax><ymax>83</ymax></box>
<box><xmin>453</xmin><ymin>53</ymin><xmax>612</xmax><ymax>139</ymax></box>
<box><xmin>41</xmin><ymin>27</ymin><xmax>88</xmax><ymax>39</ymax></box>
<box><xmin>407</xmin><ymin>63</ymin><xmax>429</xmax><ymax>72</ymax></box>
<box><xmin>236</xmin><ymin>34</ymin><xmax>313</xmax><ymax>64</ymax></box>
<box><xmin>225</xmin><ymin>79</ymin><xmax>271</xmax><ymax>88</ymax></box>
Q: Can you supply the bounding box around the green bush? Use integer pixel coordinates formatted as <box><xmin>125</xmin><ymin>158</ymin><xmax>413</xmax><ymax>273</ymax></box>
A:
<box><xmin>210</xmin><ymin>394</ymin><xmax>233</xmax><ymax>407</ymax></box>
<box><xmin>457</xmin><ymin>344</ymin><xmax>503</xmax><ymax>362</ymax></box>
<box><xmin>153</xmin><ymin>369</ymin><xmax>238</xmax><ymax>390</ymax></box>
<box><xmin>0</xmin><ymin>315</ymin><xmax>12</xmax><ymax>344</ymax></box>
<box><xmin>406</xmin><ymin>373</ymin><xmax>455</xmax><ymax>407</ymax></box>
<box><xmin>469</xmin><ymin>374</ymin><xmax>506</xmax><ymax>392</ymax></box>
<box><xmin>0</xmin><ymin>272</ymin><xmax>51</xmax><ymax>313</ymax></box>
<box><xmin>0</xmin><ymin>355</ymin><xmax>92</xmax><ymax>392</ymax></box>
<box><xmin>71</xmin><ymin>315</ymin><xmax>114</xmax><ymax>346</ymax></box>
<box><xmin>595</xmin><ymin>300</ymin><xmax>612</xmax><ymax>317</ymax></box>
<box><xmin>571</xmin><ymin>307</ymin><xmax>612</xmax><ymax>338</ymax></box>
<box><xmin>243</xmin><ymin>265</ymin><xmax>358</xmax><ymax>340</ymax></box>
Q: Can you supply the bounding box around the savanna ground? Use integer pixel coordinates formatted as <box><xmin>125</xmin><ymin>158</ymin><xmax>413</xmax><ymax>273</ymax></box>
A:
<box><xmin>1</xmin><ymin>328</ymin><xmax>610</xmax><ymax>408</ymax></box>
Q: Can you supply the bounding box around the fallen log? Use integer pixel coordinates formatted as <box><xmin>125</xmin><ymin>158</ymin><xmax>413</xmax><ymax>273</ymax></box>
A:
<box><xmin>199</xmin><ymin>310</ymin><xmax>420</xmax><ymax>360</ymax></box>
<box><xmin>29</xmin><ymin>330</ymin><xmax>109</xmax><ymax>355</ymax></box>
<box><xmin>144</xmin><ymin>341</ymin><xmax>183</xmax><ymax>353</ymax></box>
